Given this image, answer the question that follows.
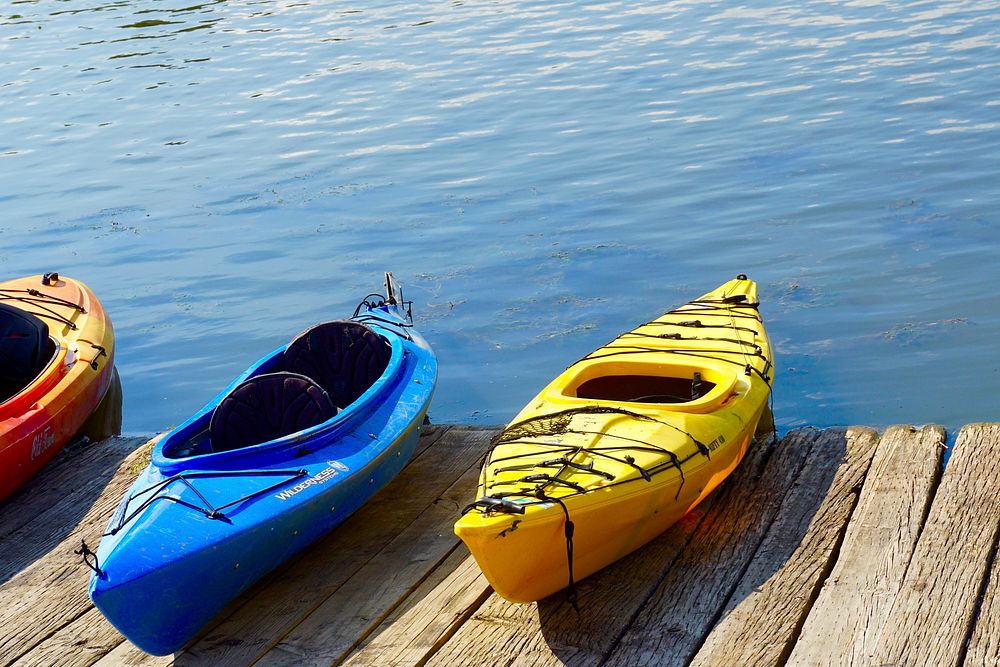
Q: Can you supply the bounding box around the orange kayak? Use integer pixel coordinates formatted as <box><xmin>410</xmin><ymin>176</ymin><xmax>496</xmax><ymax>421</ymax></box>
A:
<box><xmin>0</xmin><ymin>274</ymin><xmax>115</xmax><ymax>502</ymax></box>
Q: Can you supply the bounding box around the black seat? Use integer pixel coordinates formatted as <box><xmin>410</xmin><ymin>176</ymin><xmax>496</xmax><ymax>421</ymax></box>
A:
<box><xmin>282</xmin><ymin>321</ymin><xmax>391</xmax><ymax>409</ymax></box>
<box><xmin>208</xmin><ymin>372</ymin><xmax>337</xmax><ymax>452</ymax></box>
<box><xmin>0</xmin><ymin>303</ymin><xmax>51</xmax><ymax>403</ymax></box>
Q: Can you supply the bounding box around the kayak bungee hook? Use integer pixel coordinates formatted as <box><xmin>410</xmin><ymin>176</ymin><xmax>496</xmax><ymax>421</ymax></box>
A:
<box><xmin>89</xmin><ymin>344</ymin><xmax>108</xmax><ymax>370</ymax></box>
<box><xmin>461</xmin><ymin>495</ymin><xmax>526</xmax><ymax>515</ymax></box>
<box><xmin>75</xmin><ymin>539</ymin><xmax>104</xmax><ymax>579</ymax></box>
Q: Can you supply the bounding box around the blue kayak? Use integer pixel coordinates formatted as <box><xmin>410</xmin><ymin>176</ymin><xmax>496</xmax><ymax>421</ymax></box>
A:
<box><xmin>85</xmin><ymin>275</ymin><xmax>437</xmax><ymax>656</ymax></box>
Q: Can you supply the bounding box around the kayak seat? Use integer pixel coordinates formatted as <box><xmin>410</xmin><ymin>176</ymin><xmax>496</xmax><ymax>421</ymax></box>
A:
<box><xmin>282</xmin><ymin>320</ymin><xmax>391</xmax><ymax>409</ymax></box>
<box><xmin>209</xmin><ymin>372</ymin><xmax>337</xmax><ymax>452</ymax></box>
<box><xmin>0</xmin><ymin>303</ymin><xmax>52</xmax><ymax>403</ymax></box>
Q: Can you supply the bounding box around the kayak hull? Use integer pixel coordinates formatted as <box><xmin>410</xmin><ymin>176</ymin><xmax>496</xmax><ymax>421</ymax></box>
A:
<box><xmin>0</xmin><ymin>275</ymin><xmax>115</xmax><ymax>502</ymax></box>
<box><xmin>455</xmin><ymin>276</ymin><xmax>773</xmax><ymax>603</ymax></box>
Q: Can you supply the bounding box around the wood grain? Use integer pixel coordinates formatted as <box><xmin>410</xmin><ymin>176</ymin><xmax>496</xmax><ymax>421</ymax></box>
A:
<box><xmin>260</xmin><ymin>453</ymin><xmax>487</xmax><ymax>666</ymax></box>
<box><xmin>342</xmin><ymin>548</ymin><xmax>492</xmax><ymax>667</ymax></box>
<box><xmin>687</xmin><ymin>427</ymin><xmax>881</xmax><ymax>667</ymax></box>
<box><xmin>787</xmin><ymin>425</ymin><xmax>944</xmax><ymax>667</ymax></box>
<box><xmin>0</xmin><ymin>437</ymin><xmax>150</xmax><ymax>666</ymax></box>
<box><xmin>871</xmin><ymin>422</ymin><xmax>1000</xmax><ymax>667</ymax></box>
<box><xmin>965</xmin><ymin>532</ymin><xmax>1000</xmax><ymax>667</ymax></box>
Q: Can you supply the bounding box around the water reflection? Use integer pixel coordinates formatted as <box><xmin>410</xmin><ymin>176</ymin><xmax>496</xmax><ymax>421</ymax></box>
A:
<box><xmin>79</xmin><ymin>366</ymin><xmax>124</xmax><ymax>442</ymax></box>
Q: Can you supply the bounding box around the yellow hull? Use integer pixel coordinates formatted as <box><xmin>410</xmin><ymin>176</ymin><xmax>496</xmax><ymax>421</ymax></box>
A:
<box><xmin>454</xmin><ymin>276</ymin><xmax>773</xmax><ymax>603</ymax></box>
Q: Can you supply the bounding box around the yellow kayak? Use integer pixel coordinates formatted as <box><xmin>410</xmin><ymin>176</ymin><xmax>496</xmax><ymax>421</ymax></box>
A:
<box><xmin>454</xmin><ymin>275</ymin><xmax>774</xmax><ymax>604</ymax></box>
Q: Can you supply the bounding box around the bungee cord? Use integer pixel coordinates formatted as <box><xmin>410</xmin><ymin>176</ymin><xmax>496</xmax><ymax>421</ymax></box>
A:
<box><xmin>352</xmin><ymin>292</ymin><xmax>415</xmax><ymax>340</ymax></box>
<box><xmin>77</xmin><ymin>468</ymin><xmax>308</xmax><ymax>578</ymax></box>
<box><xmin>0</xmin><ymin>288</ymin><xmax>85</xmax><ymax>330</ymax></box>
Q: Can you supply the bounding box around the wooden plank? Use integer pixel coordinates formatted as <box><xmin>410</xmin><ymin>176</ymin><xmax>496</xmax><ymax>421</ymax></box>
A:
<box><xmin>425</xmin><ymin>430</ymin><xmax>784</xmax><ymax>667</ymax></box>
<box><xmin>685</xmin><ymin>426</ymin><xmax>881</xmax><ymax>667</ymax></box>
<box><xmin>787</xmin><ymin>425</ymin><xmax>944</xmax><ymax>666</ymax></box>
<box><xmin>10</xmin><ymin>608</ymin><xmax>122</xmax><ymax>667</ymax></box>
<box><xmin>117</xmin><ymin>427</ymin><xmax>494</xmax><ymax>667</ymax></box>
<box><xmin>341</xmin><ymin>547</ymin><xmax>491</xmax><ymax>667</ymax></box>
<box><xmin>871</xmin><ymin>422</ymin><xmax>1000</xmax><ymax>667</ymax></box>
<box><xmin>424</xmin><ymin>508</ymin><xmax>712</xmax><ymax>667</ymax></box>
<box><xmin>0</xmin><ymin>436</ymin><xmax>146</xmax><ymax>573</ymax></box>
<box><xmin>598</xmin><ymin>428</ymin><xmax>874</xmax><ymax>667</ymax></box>
<box><xmin>83</xmin><ymin>630</ymin><xmax>166</xmax><ymax>667</ymax></box>
<box><xmin>966</xmin><ymin>535</ymin><xmax>1000</xmax><ymax>667</ymax></box>
<box><xmin>0</xmin><ymin>438</ymin><xmax>154</xmax><ymax>666</ymax></box>
<box><xmin>259</xmin><ymin>453</ymin><xmax>487</xmax><ymax>665</ymax></box>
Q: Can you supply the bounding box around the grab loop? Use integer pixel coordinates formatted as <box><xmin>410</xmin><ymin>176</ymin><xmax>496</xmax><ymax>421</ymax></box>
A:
<box><xmin>536</xmin><ymin>493</ymin><xmax>579</xmax><ymax>612</ymax></box>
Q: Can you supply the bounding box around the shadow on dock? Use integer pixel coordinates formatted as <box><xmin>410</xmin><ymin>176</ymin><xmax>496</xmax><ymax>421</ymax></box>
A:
<box><xmin>0</xmin><ymin>367</ymin><xmax>124</xmax><ymax>588</ymax></box>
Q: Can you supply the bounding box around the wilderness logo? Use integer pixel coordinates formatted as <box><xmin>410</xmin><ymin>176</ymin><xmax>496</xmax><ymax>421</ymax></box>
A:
<box><xmin>274</xmin><ymin>461</ymin><xmax>350</xmax><ymax>501</ymax></box>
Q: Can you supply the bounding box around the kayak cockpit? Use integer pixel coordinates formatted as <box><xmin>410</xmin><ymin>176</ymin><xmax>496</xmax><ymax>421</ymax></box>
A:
<box><xmin>0</xmin><ymin>303</ymin><xmax>59</xmax><ymax>406</ymax></box>
<box><xmin>551</xmin><ymin>359</ymin><xmax>739</xmax><ymax>413</ymax></box>
<box><xmin>158</xmin><ymin>320</ymin><xmax>401</xmax><ymax>463</ymax></box>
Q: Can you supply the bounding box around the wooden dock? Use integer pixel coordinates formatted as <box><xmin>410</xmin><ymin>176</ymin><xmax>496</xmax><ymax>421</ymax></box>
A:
<box><xmin>2</xmin><ymin>423</ymin><xmax>999</xmax><ymax>666</ymax></box>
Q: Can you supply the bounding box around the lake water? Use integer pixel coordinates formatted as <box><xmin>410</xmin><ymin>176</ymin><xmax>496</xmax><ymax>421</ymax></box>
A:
<box><xmin>3</xmin><ymin>0</ymin><xmax>998</xmax><ymax>437</ymax></box>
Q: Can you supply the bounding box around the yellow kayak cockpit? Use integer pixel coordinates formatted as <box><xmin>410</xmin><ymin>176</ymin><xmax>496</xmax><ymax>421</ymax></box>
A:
<box><xmin>551</xmin><ymin>358</ymin><xmax>739</xmax><ymax>414</ymax></box>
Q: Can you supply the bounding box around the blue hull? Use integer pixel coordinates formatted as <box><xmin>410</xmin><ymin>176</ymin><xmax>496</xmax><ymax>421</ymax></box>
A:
<box><xmin>88</xmin><ymin>298</ymin><xmax>436</xmax><ymax>655</ymax></box>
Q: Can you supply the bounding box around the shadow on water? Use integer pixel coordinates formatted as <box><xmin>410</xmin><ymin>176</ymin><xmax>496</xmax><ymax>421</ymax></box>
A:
<box><xmin>0</xmin><ymin>366</ymin><xmax>128</xmax><ymax>588</ymax></box>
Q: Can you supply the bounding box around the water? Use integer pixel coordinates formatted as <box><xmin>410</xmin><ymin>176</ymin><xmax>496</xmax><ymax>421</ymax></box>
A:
<box><xmin>2</xmin><ymin>0</ymin><xmax>998</xmax><ymax>437</ymax></box>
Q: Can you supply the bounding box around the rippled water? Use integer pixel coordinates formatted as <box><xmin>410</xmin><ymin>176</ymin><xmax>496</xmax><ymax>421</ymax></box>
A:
<box><xmin>3</xmin><ymin>0</ymin><xmax>999</xmax><ymax>435</ymax></box>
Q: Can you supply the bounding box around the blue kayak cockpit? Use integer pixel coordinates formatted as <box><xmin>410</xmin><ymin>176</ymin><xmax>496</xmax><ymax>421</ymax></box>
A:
<box><xmin>157</xmin><ymin>319</ymin><xmax>404</xmax><ymax>468</ymax></box>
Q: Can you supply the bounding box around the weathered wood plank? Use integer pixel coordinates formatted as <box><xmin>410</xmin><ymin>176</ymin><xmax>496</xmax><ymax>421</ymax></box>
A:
<box><xmin>424</xmin><ymin>509</ymin><xmax>711</xmax><ymax>667</ymax></box>
<box><xmin>425</xmin><ymin>431</ymin><xmax>782</xmax><ymax>667</ymax></box>
<box><xmin>10</xmin><ymin>607</ymin><xmax>122</xmax><ymax>667</ymax></box>
<box><xmin>125</xmin><ymin>427</ymin><xmax>492</xmax><ymax>666</ymax></box>
<box><xmin>871</xmin><ymin>423</ymin><xmax>1000</xmax><ymax>667</ymax></box>
<box><xmin>341</xmin><ymin>547</ymin><xmax>491</xmax><ymax>667</ymax></box>
<box><xmin>0</xmin><ymin>436</ymin><xmax>146</xmax><ymax>578</ymax></box>
<box><xmin>0</xmin><ymin>438</ymin><xmax>154</xmax><ymax>666</ymax></box>
<box><xmin>260</xmin><ymin>451</ymin><xmax>489</xmax><ymax>666</ymax></box>
<box><xmin>966</xmin><ymin>535</ymin><xmax>1000</xmax><ymax>667</ymax></box>
<box><xmin>787</xmin><ymin>425</ymin><xmax>944</xmax><ymax>666</ymax></box>
<box><xmin>599</xmin><ymin>429</ymin><xmax>873</xmax><ymax>667</ymax></box>
<box><xmin>84</xmin><ymin>630</ymin><xmax>164</xmax><ymax>667</ymax></box>
<box><xmin>686</xmin><ymin>426</ymin><xmax>881</xmax><ymax>667</ymax></box>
